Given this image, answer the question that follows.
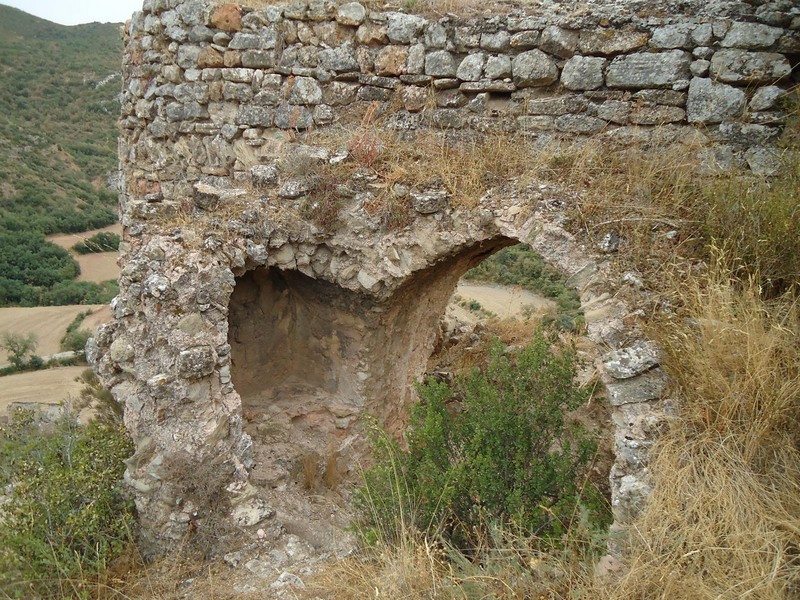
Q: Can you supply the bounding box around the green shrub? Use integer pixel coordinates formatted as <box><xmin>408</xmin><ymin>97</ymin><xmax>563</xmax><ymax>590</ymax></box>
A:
<box><xmin>0</xmin><ymin>331</ymin><xmax>37</xmax><ymax>370</ymax></box>
<box><xmin>357</xmin><ymin>331</ymin><xmax>608</xmax><ymax>550</ymax></box>
<box><xmin>60</xmin><ymin>311</ymin><xmax>91</xmax><ymax>353</ymax></box>
<box><xmin>0</xmin><ymin>411</ymin><xmax>134</xmax><ymax>598</ymax></box>
<box><xmin>72</xmin><ymin>231</ymin><xmax>120</xmax><ymax>254</ymax></box>
<box><xmin>39</xmin><ymin>279</ymin><xmax>118</xmax><ymax>306</ymax></box>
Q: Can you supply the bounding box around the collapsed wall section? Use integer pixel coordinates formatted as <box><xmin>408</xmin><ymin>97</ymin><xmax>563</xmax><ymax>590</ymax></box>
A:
<box><xmin>96</xmin><ymin>0</ymin><xmax>799</xmax><ymax>554</ymax></box>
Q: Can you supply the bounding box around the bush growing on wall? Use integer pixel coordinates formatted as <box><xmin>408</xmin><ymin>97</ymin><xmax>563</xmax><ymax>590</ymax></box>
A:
<box><xmin>357</xmin><ymin>330</ymin><xmax>608</xmax><ymax>550</ymax></box>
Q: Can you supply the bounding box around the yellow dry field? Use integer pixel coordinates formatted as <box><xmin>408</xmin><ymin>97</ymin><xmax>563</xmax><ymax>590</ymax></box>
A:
<box><xmin>0</xmin><ymin>366</ymin><xmax>87</xmax><ymax>413</ymax></box>
<box><xmin>0</xmin><ymin>304</ymin><xmax>111</xmax><ymax>362</ymax></box>
<box><xmin>75</xmin><ymin>253</ymin><xmax>120</xmax><ymax>282</ymax></box>
<box><xmin>47</xmin><ymin>223</ymin><xmax>122</xmax><ymax>283</ymax></box>
<box><xmin>449</xmin><ymin>282</ymin><xmax>554</xmax><ymax>324</ymax></box>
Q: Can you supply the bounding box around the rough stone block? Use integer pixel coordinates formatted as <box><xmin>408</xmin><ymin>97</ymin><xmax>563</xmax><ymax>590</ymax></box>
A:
<box><xmin>177</xmin><ymin>45</ymin><xmax>202</xmax><ymax>69</ymax></box>
<box><xmin>178</xmin><ymin>346</ymin><xmax>215</xmax><ymax>379</ymax></box>
<box><xmin>336</xmin><ymin>2</ymin><xmax>366</xmax><ymax>26</ymax></box>
<box><xmin>235</xmin><ymin>105</ymin><xmax>274</xmax><ymax>127</ymax></box>
<box><xmin>710</xmin><ymin>49</ymin><xmax>792</xmax><ymax>84</ymax></box>
<box><xmin>686</xmin><ymin>77</ymin><xmax>745</xmax><ymax>123</ymax></box>
<box><xmin>198</xmin><ymin>47</ymin><xmax>224</xmax><ymax>68</ymax></box>
<box><xmin>540</xmin><ymin>26</ymin><xmax>579</xmax><ymax>58</ymax></box>
<box><xmin>749</xmin><ymin>85</ymin><xmax>784</xmax><ymax>111</ymax></box>
<box><xmin>456</xmin><ymin>52</ymin><xmax>486</xmax><ymax>82</ymax></box>
<box><xmin>554</xmin><ymin>114</ymin><xmax>606</xmax><ymax>134</ymax></box>
<box><xmin>510</xmin><ymin>30</ymin><xmax>539</xmax><ymax>49</ymax></box>
<box><xmin>287</xmin><ymin>77</ymin><xmax>323</xmax><ymax>105</ymax></box>
<box><xmin>318</xmin><ymin>44</ymin><xmax>359</xmax><ymax>73</ymax></box>
<box><xmin>606</xmin><ymin>50</ymin><xmax>690</xmax><ymax>89</ymax></box>
<box><xmin>512</xmin><ymin>49</ymin><xmax>558</xmax><ymax>87</ymax></box>
<box><xmin>480</xmin><ymin>30</ymin><xmax>511</xmax><ymax>52</ymax></box>
<box><xmin>525</xmin><ymin>94</ymin><xmax>588</xmax><ymax>115</ymax></box>
<box><xmin>721</xmin><ymin>22</ymin><xmax>783</xmax><ymax>49</ymax></box>
<box><xmin>425</xmin><ymin>50</ymin><xmax>457</xmax><ymax>77</ymax></box>
<box><xmin>386</xmin><ymin>12</ymin><xmax>427</xmax><ymax>43</ymax></box>
<box><xmin>650</xmin><ymin>24</ymin><xmax>692</xmax><ymax>49</ymax></box>
<box><xmin>603</xmin><ymin>340</ymin><xmax>660</xmax><ymax>379</ymax></box>
<box><xmin>578</xmin><ymin>28</ymin><xmax>649</xmax><ymax>55</ymax></box>
<box><xmin>374</xmin><ymin>45</ymin><xmax>408</xmax><ymax>76</ymax></box>
<box><xmin>242</xmin><ymin>50</ymin><xmax>275</xmax><ymax>69</ymax></box>
<box><xmin>356</xmin><ymin>21</ymin><xmax>387</xmax><ymax>45</ymax></box>
<box><xmin>561</xmin><ymin>55</ymin><xmax>606</xmax><ymax>90</ymax></box>
<box><xmin>484</xmin><ymin>55</ymin><xmax>512</xmax><ymax>79</ymax></box>
<box><xmin>275</xmin><ymin>105</ymin><xmax>314</xmax><ymax>129</ymax></box>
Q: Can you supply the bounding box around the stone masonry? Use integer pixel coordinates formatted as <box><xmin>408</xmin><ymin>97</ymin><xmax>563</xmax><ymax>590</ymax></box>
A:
<box><xmin>95</xmin><ymin>0</ymin><xmax>798</xmax><ymax>554</ymax></box>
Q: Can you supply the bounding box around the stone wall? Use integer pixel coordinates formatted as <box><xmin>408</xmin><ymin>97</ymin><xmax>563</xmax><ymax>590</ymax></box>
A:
<box><xmin>121</xmin><ymin>0</ymin><xmax>798</xmax><ymax>191</ymax></box>
<box><xmin>99</xmin><ymin>0</ymin><xmax>798</xmax><ymax>555</ymax></box>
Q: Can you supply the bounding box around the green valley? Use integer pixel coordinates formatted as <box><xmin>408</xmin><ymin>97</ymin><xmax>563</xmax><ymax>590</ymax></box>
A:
<box><xmin>0</xmin><ymin>5</ymin><xmax>121</xmax><ymax>305</ymax></box>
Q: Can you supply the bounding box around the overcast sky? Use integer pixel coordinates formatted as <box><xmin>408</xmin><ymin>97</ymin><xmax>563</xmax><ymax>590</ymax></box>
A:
<box><xmin>1</xmin><ymin>0</ymin><xmax>143</xmax><ymax>25</ymax></box>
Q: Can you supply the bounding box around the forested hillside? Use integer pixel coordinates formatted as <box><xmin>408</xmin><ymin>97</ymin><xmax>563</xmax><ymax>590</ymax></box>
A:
<box><xmin>0</xmin><ymin>5</ymin><xmax>121</xmax><ymax>305</ymax></box>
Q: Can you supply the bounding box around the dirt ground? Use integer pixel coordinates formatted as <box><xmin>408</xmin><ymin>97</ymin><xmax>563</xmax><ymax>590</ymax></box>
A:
<box><xmin>46</xmin><ymin>223</ymin><xmax>122</xmax><ymax>251</ymax></box>
<box><xmin>47</xmin><ymin>223</ymin><xmax>122</xmax><ymax>283</ymax></box>
<box><xmin>450</xmin><ymin>282</ymin><xmax>555</xmax><ymax>323</ymax></box>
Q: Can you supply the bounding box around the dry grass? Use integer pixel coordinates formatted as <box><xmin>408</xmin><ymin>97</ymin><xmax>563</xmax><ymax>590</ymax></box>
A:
<box><xmin>601</xmin><ymin>262</ymin><xmax>800</xmax><ymax>600</ymax></box>
<box><xmin>288</xmin><ymin>121</ymin><xmax>534</xmax><ymax>230</ymax></box>
<box><xmin>305</xmin><ymin>521</ymin><xmax>599</xmax><ymax>600</ymax></box>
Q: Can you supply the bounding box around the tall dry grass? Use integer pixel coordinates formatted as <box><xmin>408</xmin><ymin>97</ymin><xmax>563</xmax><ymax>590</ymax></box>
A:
<box><xmin>602</xmin><ymin>262</ymin><xmax>800</xmax><ymax>600</ymax></box>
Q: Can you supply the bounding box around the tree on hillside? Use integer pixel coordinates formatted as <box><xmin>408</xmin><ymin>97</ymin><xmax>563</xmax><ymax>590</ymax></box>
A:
<box><xmin>1</xmin><ymin>332</ymin><xmax>38</xmax><ymax>370</ymax></box>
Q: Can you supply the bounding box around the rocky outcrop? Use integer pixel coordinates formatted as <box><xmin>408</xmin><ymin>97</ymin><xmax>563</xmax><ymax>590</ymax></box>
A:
<box><xmin>100</xmin><ymin>0</ymin><xmax>798</xmax><ymax>555</ymax></box>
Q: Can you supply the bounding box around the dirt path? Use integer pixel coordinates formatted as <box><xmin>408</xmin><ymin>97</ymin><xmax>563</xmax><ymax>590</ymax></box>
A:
<box><xmin>449</xmin><ymin>282</ymin><xmax>555</xmax><ymax>324</ymax></box>
<box><xmin>46</xmin><ymin>223</ymin><xmax>122</xmax><ymax>251</ymax></box>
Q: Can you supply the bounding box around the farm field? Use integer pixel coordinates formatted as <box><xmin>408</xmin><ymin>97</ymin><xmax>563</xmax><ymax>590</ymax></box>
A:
<box><xmin>0</xmin><ymin>304</ymin><xmax>110</xmax><ymax>363</ymax></box>
<box><xmin>47</xmin><ymin>223</ymin><xmax>122</xmax><ymax>283</ymax></box>
<box><xmin>0</xmin><ymin>366</ymin><xmax>88</xmax><ymax>413</ymax></box>
<box><xmin>450</xmin><ymin>282</ymin><xmax>554</xmax><ymax>323</ymax></box>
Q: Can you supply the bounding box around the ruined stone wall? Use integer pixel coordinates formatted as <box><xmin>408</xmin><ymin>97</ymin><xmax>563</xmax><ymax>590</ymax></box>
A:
<box><xmin>121</xmin><ymin>0</ymin><xmax>798</xmax><ymax>192</ymax></box>
<box><xmin>98</xmin><ymin>0</ymin><xmax>798</xmax><ymax>554</ymax></box>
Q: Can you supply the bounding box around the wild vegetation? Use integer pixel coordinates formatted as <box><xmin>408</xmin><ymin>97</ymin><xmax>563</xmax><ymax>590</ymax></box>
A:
<box><xmin>2</xmin><ymin>2</ymin><xmax>796</xmax><ymax>593</ymax></box>
<box><xmin>0</xmin><ymin>409</ymin><xmax>134</xmax><ymax>599</ymax></box>
<box><xmin>301</xmin><ymin>90</ymin><xmax>800</xmax><ymax>598</ymax></box>
<box><xmin>358</xmin><ymin>332</ymin><xmax>608</xmax><ymax>550</ymax></box>
<box><xmin>0</xmin><ymin>5</ymin><xmax>120</xmax><ymax>306</ymax></box>
<box><xmin>73</xmin><ymin>232</ymin><xmax>121</xmax><ymax>255</ymax></box>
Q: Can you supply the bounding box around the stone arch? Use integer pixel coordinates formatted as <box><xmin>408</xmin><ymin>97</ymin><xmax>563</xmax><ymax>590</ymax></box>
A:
<box><xmin>92</xmin><ymin>0</ymin><xmax>800</xmax><ymax>552</ymax></box>
<box><xmin>94</xmin><ymin>186</ymin><xmax>664</xmax><ymax>553</ymax></box>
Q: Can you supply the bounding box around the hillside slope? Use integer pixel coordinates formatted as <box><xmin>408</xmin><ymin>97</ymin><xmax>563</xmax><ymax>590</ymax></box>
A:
<box><xmin>0</xmin><ymin>5</ymin><xmax>122</xmax><ymax>305</ymax></box>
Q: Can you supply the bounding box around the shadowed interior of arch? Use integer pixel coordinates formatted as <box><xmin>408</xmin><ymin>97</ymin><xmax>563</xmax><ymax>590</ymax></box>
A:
<box><xmin>226</xmin><ymin>236</ymin><xmax>518</xmax><ymax>489</ymax></box>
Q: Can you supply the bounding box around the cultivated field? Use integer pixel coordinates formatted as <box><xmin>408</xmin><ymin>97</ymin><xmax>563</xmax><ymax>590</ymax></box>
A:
<box><xmin>0</xmin><ymin>366</ymin><xmax>88</xmax><ymax>413</ymax></box>
<box><xmin>47</xmin><ymin>223</ymin><xmax>122</xmax><ymax>283</ymax></box>
<box><xmin>0</xmin><ymin>304</ymin><xmax>111</xmax><ymax>362</ymax></box>
<box><xmin>449</xmin><ymin>282</ymin><xmax>554</xmax><ymax>323</ymax></box>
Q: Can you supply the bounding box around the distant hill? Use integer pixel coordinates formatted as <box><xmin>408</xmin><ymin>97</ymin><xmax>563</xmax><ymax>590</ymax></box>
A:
<box><xmin>0</xmin><ymin>5</ymin><xmax>122</xmax><ymax>306</ymax></box>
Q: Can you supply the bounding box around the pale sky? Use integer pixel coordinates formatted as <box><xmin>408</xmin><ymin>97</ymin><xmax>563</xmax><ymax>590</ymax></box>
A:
<box><xmin>1</xmin><ymin>0</ymin><xmax>144</xmax><ymax>25</ymax></box>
